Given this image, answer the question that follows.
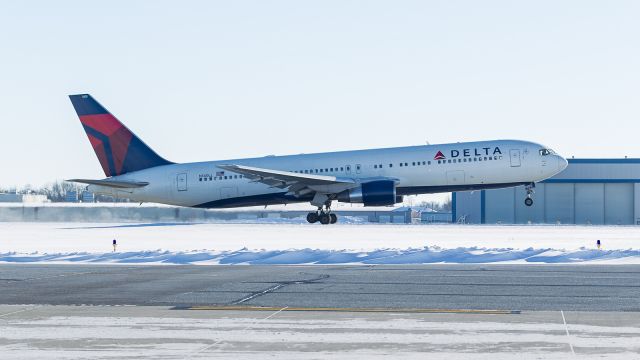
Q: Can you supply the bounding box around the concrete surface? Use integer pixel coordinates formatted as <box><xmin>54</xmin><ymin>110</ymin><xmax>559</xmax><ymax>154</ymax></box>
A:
<box><xmin>1</xmin><ymin>264</ymin><xmax>639</xmax><ymax>311</ymax></box>
<box><xmin>2</xmin><ymin>264</ymin><xmax>640</xmax><ymax>358</ymax></box>
<box><xmin>0</xmin><ymin>305</ymin><xmax>639</xmax><ymax>359</ymax></box>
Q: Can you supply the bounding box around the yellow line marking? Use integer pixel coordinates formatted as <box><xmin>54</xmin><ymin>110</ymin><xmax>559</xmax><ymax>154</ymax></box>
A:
<box><xmin>180</xmin><ymin>305</ymin><xmax>519</xmax><ymax>315</ymax></box>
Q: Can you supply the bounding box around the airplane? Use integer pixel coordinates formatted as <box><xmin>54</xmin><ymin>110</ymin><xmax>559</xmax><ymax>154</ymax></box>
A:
<box><xmin>68</xmin><ymin>94</ymin><xmax>568</xmax><ymax>225</ymax></box>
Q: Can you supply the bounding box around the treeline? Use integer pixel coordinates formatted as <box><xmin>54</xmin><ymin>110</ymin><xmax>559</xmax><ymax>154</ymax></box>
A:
<box><xmin>0</xmin><ymin>181</ymin><xmax>128</xmax><ymax>203</ymax></box>
<box><xmin>417</xmin><ymin>197</ymin><xmax>452</xmax><ymax>212</ymax></box>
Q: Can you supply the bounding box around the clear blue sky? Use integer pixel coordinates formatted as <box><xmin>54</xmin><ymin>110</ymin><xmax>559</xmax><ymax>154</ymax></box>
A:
<box><xmin>1</xmin><ymin>1</ymin><xmax>639</xmax><ymax>188</ymax></box>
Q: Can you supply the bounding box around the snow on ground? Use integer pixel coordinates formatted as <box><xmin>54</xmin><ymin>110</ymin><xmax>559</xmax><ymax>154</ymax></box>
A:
<box><xmin>1</xmin><ymin>220</ymin><xmax>639</xmax><ymax>265</ymax></box>
<box><xmin>3</xmin><ymin>307</ymin><xmax>638</xmax><ymax>359</ymax></box>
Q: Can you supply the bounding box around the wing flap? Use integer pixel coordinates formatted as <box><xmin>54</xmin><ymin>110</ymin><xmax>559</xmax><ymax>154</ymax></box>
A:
<box><xmin>218</xmin><ymin>164</ymin><xmax>355</xmax><ymax>186</ymax></box>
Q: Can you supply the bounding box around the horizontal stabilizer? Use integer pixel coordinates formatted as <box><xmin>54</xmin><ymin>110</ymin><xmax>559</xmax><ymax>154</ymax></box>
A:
<box><xmin>67</xmin><ymin>179</ymin><xmax>149</xmax><ymax>188</ymax></box>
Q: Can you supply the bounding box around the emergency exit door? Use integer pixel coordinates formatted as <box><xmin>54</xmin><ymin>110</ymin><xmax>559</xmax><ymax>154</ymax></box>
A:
<box><xmin>509</xmin><ymin>149</ymin><xmax>521</xmax><ymax>167</ymax></box>
<box><xmin>177</xmin><ymin>173</ymin><xmax>188</xmax><ymax>191</ymax></box>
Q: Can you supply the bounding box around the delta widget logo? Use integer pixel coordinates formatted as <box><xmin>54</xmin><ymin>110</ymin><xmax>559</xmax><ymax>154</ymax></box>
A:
<box><xmin>434</xmin><ymin>151</ymin><xmax>446</xmax><ymax>160</ymax></box>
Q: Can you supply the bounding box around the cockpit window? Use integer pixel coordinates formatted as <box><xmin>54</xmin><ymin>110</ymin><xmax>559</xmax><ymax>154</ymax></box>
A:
<box><xmin>539</xmin><ymin>148</ymin><xmax>555</xmax><ymax>156</ymax></box>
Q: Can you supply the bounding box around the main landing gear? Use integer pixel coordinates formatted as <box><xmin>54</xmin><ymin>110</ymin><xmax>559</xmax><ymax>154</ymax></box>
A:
<box><xmin>524</xmin><ymin>183</ymin><xmax>535</xmax><ymax>207</ymax></box>
<box><xmin>306</xmin><ymin>204</ymin><xmax>338</xmax><ymax>225</ymax></box>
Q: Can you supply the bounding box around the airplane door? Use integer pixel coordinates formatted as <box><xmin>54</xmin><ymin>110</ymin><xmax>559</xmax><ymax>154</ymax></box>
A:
<box><xmin>177</xmin><ymin>173</ymin><xmax>188</xmax><ymax>191</ymax></box>
<box><xmin>446</xmin><ymin>170</ymin><xmax>465</xmax><ymax>185</ymax></box>
<box><xmin>509</xmin><ymin>149</ymin><xmax>521</xmax><ymax>167</ymax></box>
<box><xmin>345</xmin><ymin>165</ymin><xmax>351</xmax><ymax>175</ymax></box>
<box><xmin>356</xmin><ymin>164</ymin><xmax>362</xmax><ymax>174</ymax></box>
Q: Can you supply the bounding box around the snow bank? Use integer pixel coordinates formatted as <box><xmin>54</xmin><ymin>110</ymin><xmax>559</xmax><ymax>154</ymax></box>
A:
<box><xmin>1</xmin><ymin>222</ymin><xmax>639</xmax><ymax>264</ymax></box>
<box><xmin>1</xmin><ymin>247</ymin><xmax>639</xmax><ymax>265</ymax></box>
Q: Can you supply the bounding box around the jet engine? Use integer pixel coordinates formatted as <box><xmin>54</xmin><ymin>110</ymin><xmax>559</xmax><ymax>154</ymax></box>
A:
<box><xmin>337</xmin><ymin>180</ymin><xmax>402</xmax><ymax>206</ymax></box>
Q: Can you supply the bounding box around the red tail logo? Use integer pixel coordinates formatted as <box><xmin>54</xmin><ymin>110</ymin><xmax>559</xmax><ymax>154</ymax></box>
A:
<box><xmin>434</xmin><ymin>151</ymin><xmax>446</xmax><ymax>160</ymax></box>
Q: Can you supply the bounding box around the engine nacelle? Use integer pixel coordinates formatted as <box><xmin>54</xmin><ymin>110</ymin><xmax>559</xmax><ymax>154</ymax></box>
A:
<box><xmin>337</xmin><ymin>180</ymin><xmax>399</xmax><ymax>206</ymax></box>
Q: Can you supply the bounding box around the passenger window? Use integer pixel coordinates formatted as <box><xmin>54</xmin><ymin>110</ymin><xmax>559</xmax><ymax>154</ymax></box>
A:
<box><xmin>389</xmin><ymin>164</ymin><xmax>393</xmax><ymax>168</ymax></box>
<box><xmin>428</xmin><ymin>161</ymin><xmax>431</xmax><ymax>165</ymax></box>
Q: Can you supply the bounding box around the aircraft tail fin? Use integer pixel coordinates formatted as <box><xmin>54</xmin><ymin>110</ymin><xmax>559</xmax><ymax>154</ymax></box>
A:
<box><xmin>68</xmin><ymin>94</ymin><xmax>172</xmax><ymax>177</ymax></box>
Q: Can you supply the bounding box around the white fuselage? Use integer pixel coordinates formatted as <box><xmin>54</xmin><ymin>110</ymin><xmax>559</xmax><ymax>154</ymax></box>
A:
<box><xmin>88</xmin><ymin>140</ymin><xmax>567</xmax><ymax>208</ymax></box>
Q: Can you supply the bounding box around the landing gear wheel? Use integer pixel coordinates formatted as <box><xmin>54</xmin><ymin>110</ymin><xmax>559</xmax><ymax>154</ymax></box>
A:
<box><xmin>306</xmin><ymin>212</ymin><xmax>319</xmax><ymax>223</ymax></box>
<box><xmin>319</xmin><ymin>213</ymin><xmax>331</xmax><ymax>225</ymax></box>
<box><xmin>330</xmin><ymin>213</ymin><xmax>337</xmax><ymax>224</ymax></box>
<box><xmin>524</xmin><ymin>183</ymin><xmax>535</xmax><ymax>207</ymax></box>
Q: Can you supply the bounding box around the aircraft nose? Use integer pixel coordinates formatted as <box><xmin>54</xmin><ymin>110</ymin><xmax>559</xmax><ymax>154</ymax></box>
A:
<box><xmin>557</xmin><ymin>155</ymin><xmax>568</xmax><ymax>172</ymax></box>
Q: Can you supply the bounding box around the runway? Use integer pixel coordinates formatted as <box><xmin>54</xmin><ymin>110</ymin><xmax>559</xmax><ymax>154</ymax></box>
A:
<box><xmin>1</xmin><ymin>264</ymin><xmax>640</xmax><ymax>358</ymax></box>
<box><xmin>1</xmin><ymin>264</ymin><xmax>639</xmax><ymax>311</ymax></box>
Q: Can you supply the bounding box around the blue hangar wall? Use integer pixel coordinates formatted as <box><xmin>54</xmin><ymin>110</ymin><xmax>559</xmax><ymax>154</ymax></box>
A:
<box><xmin>452</xmin><ymin>159</ymin><xmax>640</xmax><ymax>225</ymax></box>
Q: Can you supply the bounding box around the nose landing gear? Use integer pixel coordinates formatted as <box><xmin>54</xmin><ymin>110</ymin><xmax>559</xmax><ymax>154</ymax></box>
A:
<box><xmin>306</xmin><ymin>202</ymin><xmax>338</xmax><ymax>225</ymax></box>
<box><xmin>524</xmin><ymin>183</ymin><xmax>535</xmax><ymax>207</ymax></box>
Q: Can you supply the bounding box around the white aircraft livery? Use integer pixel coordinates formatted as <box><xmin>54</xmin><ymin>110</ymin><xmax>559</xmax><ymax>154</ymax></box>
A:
<box><xmin>69</xmin><ymin>94</ymin><xmax>568</xmax><ymax>224</ymax></box>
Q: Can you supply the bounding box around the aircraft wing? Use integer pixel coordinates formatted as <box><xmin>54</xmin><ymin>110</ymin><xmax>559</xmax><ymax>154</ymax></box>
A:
<box><xmin>67</xmin><ymin>179</ymin><xmax>149</xmax><ymax>188</ymax></box>
<box><xmin>217</xmin><ymin>164</ymin><xmax>357</xmax><ymax>195</ymax></box>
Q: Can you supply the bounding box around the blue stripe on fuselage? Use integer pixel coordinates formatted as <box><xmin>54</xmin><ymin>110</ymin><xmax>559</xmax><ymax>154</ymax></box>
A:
<box><xmin>193</xmin><ymin>182</ymin><xmax>530</xmax><ymax>209</ymax></box>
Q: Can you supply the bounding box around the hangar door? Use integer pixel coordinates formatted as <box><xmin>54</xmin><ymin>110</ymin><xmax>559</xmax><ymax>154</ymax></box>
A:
<box><xmin>484</xmin><ymin>188</ymin><xmax>516</xmax><ymax>224</ymax></box>
<box><xmin>544</xmin><ymin>184</ymin><xmax>574</xmax><ymax>224</ymax></box>
<box><xmin>604</xmin><ymin>183</ymin><xmax>634</xmax><ymax>224</ymax></box>
<box><xmin>574</xmin><ymin>183</ymin><xmax>604</xmax><ymax>225</ymax></box>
